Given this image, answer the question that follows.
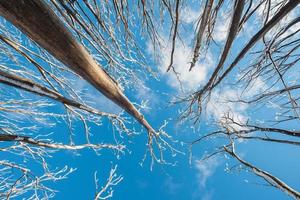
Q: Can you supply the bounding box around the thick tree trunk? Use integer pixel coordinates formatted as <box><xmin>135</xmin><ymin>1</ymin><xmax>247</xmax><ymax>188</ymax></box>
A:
<box><xmin>0</xmin><ymin>0</ymin><xmax>155</xmax><ymax>133</ymax></box>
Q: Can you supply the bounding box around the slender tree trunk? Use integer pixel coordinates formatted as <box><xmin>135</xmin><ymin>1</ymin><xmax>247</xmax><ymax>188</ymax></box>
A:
<box><xmin>0</xmin><ymin>0</ymin><xmax>155</xmax><ymax>133</ymax></box>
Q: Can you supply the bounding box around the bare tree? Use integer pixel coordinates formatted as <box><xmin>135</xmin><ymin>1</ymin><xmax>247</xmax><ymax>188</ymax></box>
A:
<box><xmin>0</xmin><ymin>0</ymin><xmax>179</xmax><ymax>198</ymax></box>
<box><xmin>184</xmin><ymin>0</ymin><xmax>300</xmax><ymax>199</ymax></box>
<box><xmin>1</xmin><ymin>0</ymin><xmax>300</xmax><ymax>199</ymax></box>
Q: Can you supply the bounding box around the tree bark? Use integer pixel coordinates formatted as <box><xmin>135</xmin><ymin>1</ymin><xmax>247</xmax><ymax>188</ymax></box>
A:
<box><xmin>0</xmin><ymin>0</ymin><xmax>155</xmax><ymax>133</ymax></box>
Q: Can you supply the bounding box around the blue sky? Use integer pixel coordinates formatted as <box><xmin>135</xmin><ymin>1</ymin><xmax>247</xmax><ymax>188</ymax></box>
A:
<box><xmin>1</xmin><ymin>0</ymin><xmax>300</xmax><ymax>200</ymax></box>
<box><xmin>46</xmin><ymin>75</ymin><xmax>300</xmax><ymax>200</ymax></box>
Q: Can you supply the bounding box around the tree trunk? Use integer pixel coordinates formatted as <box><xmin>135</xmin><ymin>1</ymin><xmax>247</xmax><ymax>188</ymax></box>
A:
<box><xmin>0</xmin><ymin>0</ymin><xmax>155</xmax><ymax>133</ymax></box>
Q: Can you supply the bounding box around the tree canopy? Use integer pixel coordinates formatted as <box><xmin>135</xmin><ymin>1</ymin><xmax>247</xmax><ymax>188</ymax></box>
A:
<box><xmin>0</xmin><ymin>0</ymin><xmax>300</xmax><ymax>199</ymax></box>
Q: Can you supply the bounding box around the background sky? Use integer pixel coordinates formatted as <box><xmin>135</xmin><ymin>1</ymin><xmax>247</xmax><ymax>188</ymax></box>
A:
<box><xmin>1</xmin><ymin>0</ymin><xmax>300</xmax><ymax>200</ymax></box>
<box><xmin>47</xmin><ymin>75</ymin><xmax>300</xmax><ymax>200</ymax></box>
<box><xmin>41</xmin><ymin>65</ymin><xmax>300</xmax><ymax>200</ymax></box>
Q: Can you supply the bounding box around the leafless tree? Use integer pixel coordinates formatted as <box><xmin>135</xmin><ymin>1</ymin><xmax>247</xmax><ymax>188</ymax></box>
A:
<box><xmin>1</xmin><ymin>0</ymin><xmax>300</xmax><ymax>199</ymax></box>
<box><xmin>0</xmin><ymin>0</ymin><xmax>180</xmax><ymax>198</ymax></box>
<box><xmin>183</xmin><ymin>0</ymin><xmax>300</xmax><ymax>199</ymax></box>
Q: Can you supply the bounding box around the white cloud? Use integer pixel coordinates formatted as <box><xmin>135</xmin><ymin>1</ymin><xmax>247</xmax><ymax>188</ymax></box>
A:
<box><xmin>146</xmin><ymin>3</ymin><xmax>272</xmax><ymax>129</ymax></box>
<box><xmin>181</xmin><ymin>6</ymin><xmax>200</xmax><ymax>24</ymax></box>
<box><xmin>201</xmin><ymin>191</ymin><xmax>214</xmax><ymax>200</ymax></box>
<box><xmin>212</xmin><ymin>11</ymin><xmax>231</xmax><ymax>42</ymax></box>
<box><xmin>163</xmin><ymin>177</ymin><xmax>183</xmax><ymax>195</ymax></box>
<box><xmin>255</xmin><ymin>0</ymin><xmax>300</xmax><ymax>40</ymax></box>
<box><xmin>205</xmin><ymin>76</ymin><xmax>267</xmax><ymax>130</ymax></box>
<box><xmin>72</xmin><ymin>77</ymin><xmax>122</xmax><ymax>114</ymax></box>
<box><xmin>195</xmin><ymin>156</ymin><xmax>220</xmax><ymax>188</ymax></box>
<box><xmin>133</xmin><ymin>80</ymin><xmax>159</xmax><ymax>113</ymax></box>
<box><xmin>242</xmin><ymin>76</ymin><xmax>267</xmax><ymax>98</ymax></box>
<box><xmin>256</xmin><ymin>0</ymin><xmax>286</xmax><ymax>19</ymax></box>
<box><xmin>148</xmin><ymin>37</ymin><xmax>213</xmax><ymax>92</ymax></box>
<box><xmin>206</xmin><ymin>88</ymin><xmax>248</xmax><ymax>130</ymax></box>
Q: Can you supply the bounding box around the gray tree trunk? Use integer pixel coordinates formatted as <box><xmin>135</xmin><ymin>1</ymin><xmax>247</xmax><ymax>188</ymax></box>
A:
<box><xmin>0</xmin><ymin>0</ymin><xmax>155</xmax><ymax>133</ymax></box>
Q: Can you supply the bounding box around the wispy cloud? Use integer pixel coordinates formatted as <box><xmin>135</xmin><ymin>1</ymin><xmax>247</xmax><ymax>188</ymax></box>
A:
<box><xmin>213</xmin><ymin>11</ymin><xmax>231</xmax><ymax>42</ymax></box>
<box><xmin>163</xmin><ymin>176</ymin><xmax>183</xmax><ymax>195</ymax></box>
<box><xmin>72</xmin><ymin>77</ymin><xmax>122</xmax><ymax>114</ymax></box>
<box><xmin>255</xmin><ymin>0</ymin><xmax>300</xmax><ymax>40</ymax></box>
<box><xmin>132</xmin><ymin>80</ymin><xmax>160</xmax><ymax>113</ymax></box>
<box><xmin>195</xmin><ymin>157</ymin><xmax>220</xmax><ymax>188</ymax></box>
<box><xmin>205</xmin><ymin>76</ymin><xmax>267</xmax><ymax>130</ymax></box>
<box><xmin>181</xmin><ymin>6</ymin><xmax>200</xmax><ymax>24</ymax></box>
<box><xmin>147</xmin><ymin>37</ymin><xmax>213</xmax><ymax>92</ymax></box>
<box><xmin>206</xmin><ymin>88</ymin><xmax>248</xmax><ymax>129</ymax></box>
<box><xmin>201</xmin><ymin>190</ymin><xmax>214</xmax><ymax>200</ymax></box>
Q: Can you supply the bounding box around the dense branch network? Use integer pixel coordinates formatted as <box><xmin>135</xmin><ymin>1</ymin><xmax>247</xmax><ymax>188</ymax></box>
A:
<box><xmin>0</xmin><ymin>0</ymin><xmax>300</xmax><ymax>199</ymax></box>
